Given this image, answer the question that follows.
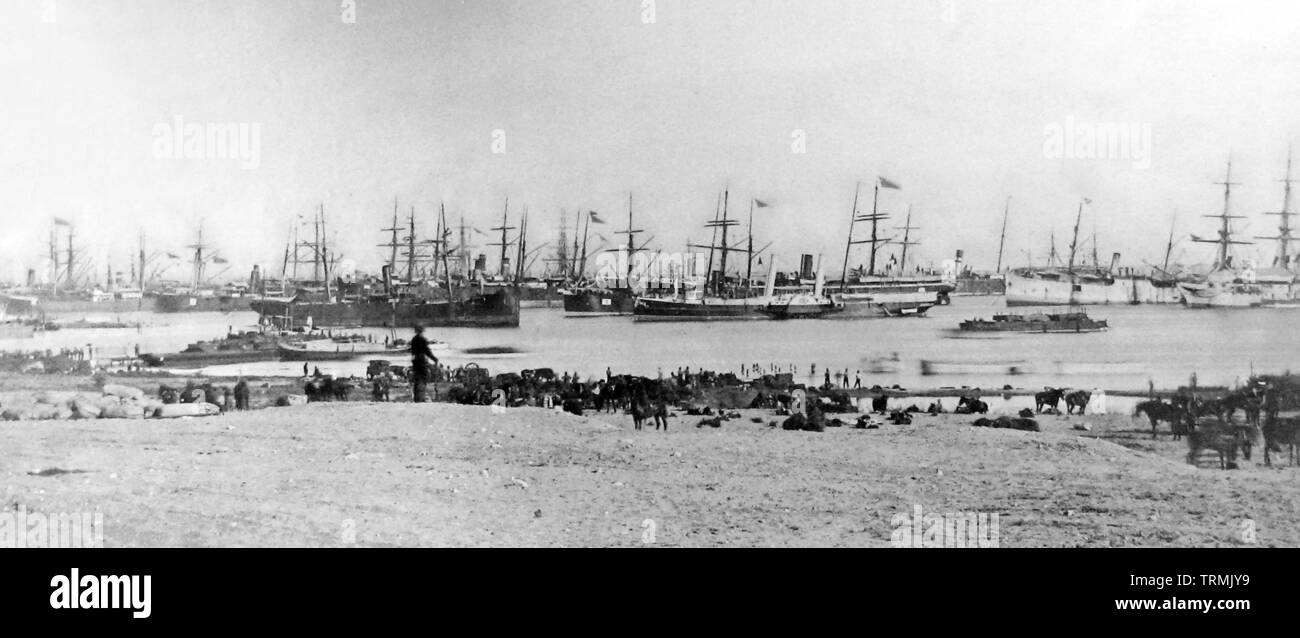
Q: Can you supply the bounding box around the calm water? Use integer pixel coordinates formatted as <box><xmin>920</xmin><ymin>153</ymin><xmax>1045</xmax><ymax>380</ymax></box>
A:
<box><xmin>3</xmin><ymin>296</ymin><xmax>1298</xmax><ymax>392</ymax></box>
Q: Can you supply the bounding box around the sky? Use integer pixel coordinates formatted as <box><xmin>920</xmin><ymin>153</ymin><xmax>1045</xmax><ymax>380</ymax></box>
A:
<box><xmin>2</xmin><ymin>0</ymin><xmax>1300</xmax><ymax>285</ymax></box>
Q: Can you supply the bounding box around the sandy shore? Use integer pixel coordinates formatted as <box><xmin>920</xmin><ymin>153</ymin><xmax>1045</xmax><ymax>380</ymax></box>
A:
<box><xmin>2</xmin><ymin>384</ymin><xmax>1297</xmax><ymax>547</ymax></box>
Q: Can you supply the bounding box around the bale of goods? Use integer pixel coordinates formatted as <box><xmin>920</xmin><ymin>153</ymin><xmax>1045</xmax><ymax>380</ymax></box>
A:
<box><xmin>100</xmin><ymin>404</ymin><xmax>146</xmax><ymax>419</ymax></box>
<box><xmin>156</xmin><ymin>402</ymin><xmax>221</xmax><ymax>418</ymax></box>
<box><xmin>70</xmin><ymin>399</ymin><xmax>102</xmax><ymax>419</ymax></box>
<box><xmin>33</xmin><ymin>391</ymin><xmax>76</xmax><ymax>406</ymax></box>
<box><xmin>2</xmin><ymin>409</ymin><xmax>24</xmax><ymax>421</ymax></box>
<box><xmin>101</xmin><ymin>384</ymin><xmax>145</xmax><ymax>401</ymax></box>
<box><xmin>31</xmin><ymin>405</ymin><xmax>63</xmax><ymax>420</ymax></box>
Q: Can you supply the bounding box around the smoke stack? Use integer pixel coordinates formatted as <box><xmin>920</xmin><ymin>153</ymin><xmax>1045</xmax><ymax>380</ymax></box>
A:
<box><xmin>764</xmin><ymin>256</ymin><xmax>778</xmax><ymax>298</ymax></box>
<box><xmin>381</xmin><ymin>264</ymin><xmax>393</xmax><ymax>295</ymax></box>
<box><xmin>800</xmin><ymin>254</ymin><xmax>814</xmax><ymax>280</ymax></box>
<box><xmin>1108</xmin><ymin>252</ymin><xmax>1121</xmax><ymax>272</ymax></box>
<box><xmin>26</xmin><ymin>269</ymin><xmax>35</xmax><ymax>287</ymax></box>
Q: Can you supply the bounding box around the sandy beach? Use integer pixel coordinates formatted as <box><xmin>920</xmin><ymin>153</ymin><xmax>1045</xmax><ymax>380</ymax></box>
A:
<box><xmin>3</xmin><ymin>374</ymin><xmax>1296</xmax><ymax>547</ymax></box>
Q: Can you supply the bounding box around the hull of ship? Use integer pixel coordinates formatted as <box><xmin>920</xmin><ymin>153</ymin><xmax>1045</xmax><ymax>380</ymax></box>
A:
<box><xmin>275</xmin><ymin>343</ymin><xmax>408</xmax><ymax>361</ymax></box>
<box><xmin>251</xmin><ymin>289</ymin><xmax>519</xmax><ymax>328</ymax></box>
<box><xmin>958</xmin><ymin>321</ymin><xmax>1108</xmax><ymax>333</ymax></box>
<box><xmin>1005</xmin><ymin>271</ymin><xmax>1183</xmax><ymax>306</ymax></box>
<box><xmin>156</xmin><ymin>350</ymin><xmax>280</xmax><ymax>367</ymax></box>
<box><xmin>155</xmin><ymin>294</ymin><xmax>252</xmax><ymax>313</ymax></box>
<box><xmin>563</xmin><ymin>288</ymin><xmax>637</xmax><ymax>316</ymax></box>
<box><xmin>632</xmin><ymin>297</ymin><xmax>767</xmax><ymax>322</ymax></box>
<box><xmin>1177</xmin><ymin>284</ymin><xmax>1262</xmax><ymax>308</ymax></box>
<box><xmin>952</xmin><ymin>277</ymin><xmax>1007</xmax><ymax>296</ymax></box>
<box><xmin>830</xmin><ymin>290</ymin><xmax>939</xmax><ymax>318</ymax></box>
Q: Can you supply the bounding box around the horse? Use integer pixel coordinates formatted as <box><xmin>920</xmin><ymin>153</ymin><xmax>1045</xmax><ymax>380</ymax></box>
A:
<box><xmin>955</xmin><ymin>396</ymin><xmax>988</xmax><ymax>414</ymax></box>
<box><xmin>630</xmin><ymin>394</ymin><xmax>653</xmax><ymax>431</ymax></box>
<box><xmin>1035</xmin><ymin>388</ymin><xmax>1064</xmax><ymax>414</ymax></box>
<box><xmin>1186</xmin><ymin>419</ymin><xmax>1258</xmax><ymax>469</ymax></box>
<box><xmin>1064</xmin><ymin>390</ymin><xmax>1091</xmax><ymax>415</ymax></box>
<box><xmin>1262</xmin><ymin>415</ymin><xmax>1300</xmax><ymax>467</ymax></box>
<box><xmin>652</xmin><ymin>398</ymin><xmax>670</xmax><ymax>431</ymax></box>
<box><xmin>1134</xmin><ymin>399</ymin><xmax>1185</xmax><ymax>439</ymax></box>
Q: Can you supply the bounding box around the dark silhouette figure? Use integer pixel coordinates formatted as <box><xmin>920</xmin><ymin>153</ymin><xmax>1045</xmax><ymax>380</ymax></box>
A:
<box><xmin>410</xmin><ymin>324</ymin><xmax>437</xmax><ymax>403</ymax></box>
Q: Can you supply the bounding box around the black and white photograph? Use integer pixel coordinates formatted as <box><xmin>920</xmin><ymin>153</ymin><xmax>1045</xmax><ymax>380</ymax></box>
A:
<box><xmin>0</xmin><ymin>0</ymin><xmax>1296</xmax><ymax>618</ymax></box>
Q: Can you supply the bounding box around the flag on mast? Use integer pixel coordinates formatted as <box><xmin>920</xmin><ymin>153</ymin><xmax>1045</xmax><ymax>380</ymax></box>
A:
<box><xmin>878</xmin><ymin>177</ymin><xmax>901</xmax><ymax>190</ymax></box>
<box><xmin>753</xmin><ymin>199</ymin><xmax>770</xmax><ymax>208</ymax></box>
<box><xmin>52</xmin><ymin>217</ymin><xmax>71</xmax><ymax>226</ymax></box>
<box><xmin>589</xmin><ymin>211</ymin><xmax>606</xmax><ymax>224</ymax></box>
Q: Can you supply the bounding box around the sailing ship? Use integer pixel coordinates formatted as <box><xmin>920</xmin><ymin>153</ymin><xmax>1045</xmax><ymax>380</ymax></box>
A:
<box><xmin>632</xmin><ymin>190</ymin><xmax>770</xmax><ymax>321</ymax></box>
<box><xmin>563</xmin><ymin>197</ymin><xmax>643</xmax><ymax>316</ymax></box>
<box><xmin>250</xmin><ymin>203</ymin><xmax>520</xmax><ymax>329</ymax></box>
<box><xmin>827</xmin><ymin>179</ymin><xmax>953</xmax><ymax>317</ymax></box>
<box><xmin>1254</xmin><ymin>150</ymin><xmax>1299</xmax><ymax>306</ymax></box>
<box><xmin>1004</xmin><ymin>198</ymin><xmax>1182</xmax><ymax>306</ymax></box>
<box><xmin>1176</xmin><ymin>160</ymin><xmax>1263</xmax><ymax>308</ymax></box>
<box><xmin>154</xmin><ymin>222</ymin><xmax>253</xmax><ymax>313</ymax></box>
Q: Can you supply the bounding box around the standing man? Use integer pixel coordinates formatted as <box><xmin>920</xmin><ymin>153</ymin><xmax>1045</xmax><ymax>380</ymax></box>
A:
<box><xmin>410</xmin><ymin>323</ymin><xmax>437</xmax><ymax>403</ymax></box>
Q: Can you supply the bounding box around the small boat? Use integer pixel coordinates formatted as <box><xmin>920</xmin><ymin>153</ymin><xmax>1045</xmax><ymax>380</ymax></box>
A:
<box><xmin>956</xmin><ymin>308</ymin><xmax>1109</xmax><ymax>333</ymax></box>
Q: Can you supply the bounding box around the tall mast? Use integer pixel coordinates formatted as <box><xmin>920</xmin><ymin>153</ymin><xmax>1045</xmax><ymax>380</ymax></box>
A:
<box><xmin>490</xmin><ymin>197</ymin><xmax>515</xmax><ymax>279</ymax></box>
<box><xmin>49</xmin><ymin>225</ymin><xmax>57</xmax><ymax>288</ymax></box>
<box><xmin>703</xmin><ymin>192</ymin><xmax>721</xmax><ymax>294</ymax></box>
<box><xmin>1066</xmin><ymin>200</ymin><xmax>1083</xmax><ymax>274</ymax></box>
<box><xmin>515</xmin><ymin>206</ymin><xmax>528</xmax><ymax>282</ymax></box>
<box><xmin>845</xmin><ymin>182</ymin><xmax>893</xmax><ymax>278</ymax></box>
<box><xmin>407</xmin><ymin>205</ymin><xmax>417</xmax><ymax>283</ymax></box>
<box><xmin>1257</xmin><ymin>148</ymin><xmax>1297</xmax><ymax>269</ymax></box>
<box><xmin>839</xmin><ymin>181</ymin><xmax>861</xmax><ymax>291</ymax></box>
<box><xmin>572</xmin><ymin>212</ymin><xmax>582</xmax><ymax>279</ymax></box>
<box><xmin>699</xmin><ymin>188</ymin><xmax>741</xmax><ymax>295</ymax></box>
<box><xmin>1091</xmin><ymin>219</ymin><xmax>1099</xmax><ymax>268</ymax></box>
<box><xmin>996</xmin><ymin>197</ymin><xmax>1010</xmax><ymax>273</ymax></box>
<box><xmin>313</xmin><ymin>212</ymin><xmax>322</xmax><ymax>282</ymax></box>
<box><xmin>320</xmin><ymin>204</ymin><xmax>330</xmax><ymax>298</ymax></box>
<box><xmin>1195</xmin><ymin>159</ymin><xmax>1250</xmax><ymax>271</ymax></box>
<box><xmin>895</xmin><ymin>207</ymin><xmax>918</xmax><ymax>273</ymax></box>
<box><xmin>1163</xmin><ymin>213</ymin><xmax>1176</xmax><ymax>272</ymax></box>
<box><xmin>556</xmin><ymin>209</ymin><xmax>568</xmax><ymax>278</ymax></box>
<box><xmin>384</xmin><ymin>198</ymin><xmax>399</xmax><ymax>273</ymax></box>
<box><xmin>190</xmin><ymin>221</ymin><xmax>204</xmax><ymax>291</ymax></box>
<box><xmin>868</xmin><ymin>184</ymin><xmax>881</xmax><ymax>275</ymax></box>
<box><xmin>66</xmin><ymin>222</ymin><xmax>75</xmax><ymax>290</ymax></box>
<box><xmin>746</xmin><ymin>198</ymin><xmax>755</xmax><ymax>291</ymax></box>
<box><xmin>614</xmin><ymin>194</ymin><xmax>643</xmax><ymax>288</ymax></box>
<box><xmin>440</xmin><ymin>204</ymin><xmax>454</xmax><ymax>299</ymax></box>
<box><xmin>578</xmin><ymin>209</ymin><xmax>591</xmax><ymax>281</ymax></box>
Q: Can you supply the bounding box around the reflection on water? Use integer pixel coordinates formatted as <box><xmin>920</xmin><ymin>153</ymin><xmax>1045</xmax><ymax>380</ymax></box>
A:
<box><xmin>1</xmin><ymin>296</ymin><xmax>1297</xmax><ymax>391</ymax></box>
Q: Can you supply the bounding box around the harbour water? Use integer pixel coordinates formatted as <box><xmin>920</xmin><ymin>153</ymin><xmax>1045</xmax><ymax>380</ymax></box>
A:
<box><xmin>2</xmin><ymin>296</ymin><xmax>1297</xmax><ymax>393</ymax></box>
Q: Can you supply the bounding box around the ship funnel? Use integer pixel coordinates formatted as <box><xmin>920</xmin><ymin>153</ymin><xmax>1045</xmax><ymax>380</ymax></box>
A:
<box><xmin>764</xmin><ymin>256</ymin><xmax>778</xmax><ymax>299</ymax></box>
<box><xmin>381</xmin><ymin>264</ymin><xmax>393</xmax><ymax>295</ymax></box>
<box><xmin>800</xmin><ymin>254</ymin><xmax>814</xmax><ymax>281</ymax></box>
<box><xmin>1108</xmin><ymin>252</ymin><xmax>1121</xmax><ymax>272</ymax></box>
<box><xmin>814</xmin><ymin>260</ymin><xmax>825</xmax><ymax>297</ymax></box>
